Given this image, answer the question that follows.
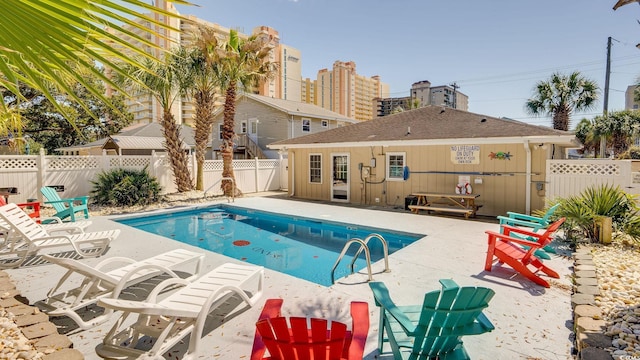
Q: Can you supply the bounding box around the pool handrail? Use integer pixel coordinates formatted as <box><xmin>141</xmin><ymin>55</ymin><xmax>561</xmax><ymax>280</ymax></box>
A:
<box><xmin>349</xmin><ymin>233</ymin><xmax>390</xmax><ymax>275</ymax></box>
<box><xmin>331</xmin><ymin>238</ymin><xmax>373</xmax><ymax>285</ymax></box>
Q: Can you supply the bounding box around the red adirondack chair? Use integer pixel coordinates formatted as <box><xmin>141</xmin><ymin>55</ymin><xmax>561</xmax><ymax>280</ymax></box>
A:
<box><xmin>0</xmin><ymin>197</ymin><xmax>41</xmax><ymax>222</ymax></box>
<box><xmin>484</xmin><ymin>217</ymin><xmax>566</xmax><ymax>288</ymax></box>
<box><xmin>251</xmin><ymin>299</ymin><xmax>369</xmax><ymax>360</ymax></box>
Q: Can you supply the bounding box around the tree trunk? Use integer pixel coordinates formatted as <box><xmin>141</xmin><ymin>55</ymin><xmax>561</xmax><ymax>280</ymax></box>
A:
<box><xmin>161</xmin><ymin>110</ymin><xmax>193</xmax><ymax>192</ymax></box>
<box><xmin>221</xmin><ymin>82</ymin><xmax>240</xmax><ymax>197</ymax></box>
<box><xmin>194</xmin><ymin>90</ymin><xmax>216</xmax><ymax>191</ymax></box>
<box><xmin>553</xmin><ymin>107</ymin><xmax>571</xmax><ymax>131</ymax></box>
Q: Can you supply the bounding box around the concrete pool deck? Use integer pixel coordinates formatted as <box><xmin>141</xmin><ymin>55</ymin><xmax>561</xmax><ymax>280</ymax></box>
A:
<box><xmin>7</xmin><ymin>196</ymin><xmax>574</xmax><ymax>359</ymax></box>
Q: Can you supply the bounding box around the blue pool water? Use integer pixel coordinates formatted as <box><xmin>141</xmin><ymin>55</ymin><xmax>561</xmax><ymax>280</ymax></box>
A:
<box><xmin>117</xmin><ymin>206</ymin><xmax>424</xmax><ymax>286</ymax></box>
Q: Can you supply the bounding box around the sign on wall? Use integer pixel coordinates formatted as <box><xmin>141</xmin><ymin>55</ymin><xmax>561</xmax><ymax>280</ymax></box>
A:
<box><xmin>451</xmin><ymin>145</ymin><xmax>480</xmax><ymax>165</ymax></box>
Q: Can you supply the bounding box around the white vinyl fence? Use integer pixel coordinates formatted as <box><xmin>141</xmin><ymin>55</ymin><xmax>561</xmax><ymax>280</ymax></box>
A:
<box><xmin>545</xmin><ymin>159</ymin><xmax>640</xmax><ymax>201</ymax></box>
<box><xmin>0</xmin><ymin>151</ymin><xmax>285</xmax><ymax>203</ymax></box>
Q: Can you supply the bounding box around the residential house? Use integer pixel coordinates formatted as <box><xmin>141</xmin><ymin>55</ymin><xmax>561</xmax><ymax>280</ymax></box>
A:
<box><xmin>268</xmin><ymin>106</ymin><xmax>578</xmax><ymax>216</ymax></box>
<box><xmin>211</xmin><ymin>93</ymin><xmax>356</xmax><ymax>159</ymax></box>
<box><xmin>56</xmin><ymin>122</ymin><xmax>200</xmax><ymax>156</ymax></box>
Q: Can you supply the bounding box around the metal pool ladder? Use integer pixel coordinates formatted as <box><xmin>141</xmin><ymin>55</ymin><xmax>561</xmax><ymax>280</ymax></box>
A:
<box><xmin>330</xmin><ymin>233</ymin><xmax>391</xmax><ymax>285</ymax></box>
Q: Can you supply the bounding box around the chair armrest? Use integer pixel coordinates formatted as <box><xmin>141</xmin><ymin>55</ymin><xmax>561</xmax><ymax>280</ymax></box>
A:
<box><xmin>369</xmin><ymin>282</ymin><xmax>416</xmax><ymax>334</ymax></box>
<box><xmin>45</xmin><ymin>197</ymin><xmax>88</xmax><ymax>206</ymax></box>
<box><xmin>251</xmin><ymin>299</ymin><xmax>284</xmax><ymax>360</ymax></box>
<box><xmin>500</xmin><ymin>225</ymin><xmax>543</xmax><ymax>239</ymax></box>
<box><xmin>347</xmin><ymin>301</ymin><xmax>369</xmax><ymax>360</ymax></box>
<box><xmin>485</xmin><ymin>230</ymin><xmax>544</xmax><ymax>249</ymax></box>
<box><xmin>506</xmin><ymin>212</ymin><xmax>545</xmax><ymax>224</ymax></box>
<box><xmin>497</xmin><ymin>216</ymin><xmax>545</xmax><ymax>230</ymax></box>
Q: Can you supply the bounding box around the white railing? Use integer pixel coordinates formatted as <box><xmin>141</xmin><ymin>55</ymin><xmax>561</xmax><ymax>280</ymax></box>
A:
<box><xmin>0</xmin><ymin>151</ymin><xmax>284</xmax><ymax>203</ymax></box>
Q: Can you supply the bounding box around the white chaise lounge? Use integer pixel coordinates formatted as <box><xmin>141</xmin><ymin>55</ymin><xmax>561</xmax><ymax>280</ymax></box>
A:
<box><xmin>96</xmin><ymin>262</ymin><xmax>265</xmax><ymax>360</ymax></box>
<box><xmin>39</xmin><ymin>249</ymin><xmax>205</xmax><ymax>329</ymax></box>
<box><xmin>0</xmin><ymin>203</ymin><xmax>117</xmax><ymax>268</ymax></box>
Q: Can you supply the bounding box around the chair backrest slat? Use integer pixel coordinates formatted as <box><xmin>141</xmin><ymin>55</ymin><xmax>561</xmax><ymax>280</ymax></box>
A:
<box><xmin>415</xmin><ymin>284</ymin><xmax>495</xmax><ymax>358</ymax></box>
<box><xmin>40</xmin><ymin>187</ymin><xmax>66</xmax><ymax>213</ymax></box>
<box><xmin>256</xmin><ymin>316</ymin><xmax>349</xmax><ymax>360</ymax></box>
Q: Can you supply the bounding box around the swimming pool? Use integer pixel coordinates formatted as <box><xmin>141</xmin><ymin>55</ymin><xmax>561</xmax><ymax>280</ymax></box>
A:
<box><xmin>117</xmin><ymin>206</ymin><xmax>425</xmax><ymax>286</ymax></box>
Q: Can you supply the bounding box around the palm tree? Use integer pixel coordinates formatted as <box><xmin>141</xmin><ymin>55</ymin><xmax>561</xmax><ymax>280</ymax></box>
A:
<box><xmin>525</xmin><ymin>72</ymin><xmax>599</xmax><ymax>131</ymax></box>
<box><xmin>592</xmin><ymin>110</ymin><xmax>640</xmax><ymax>156</ymax></box>
<box><xmin>186</xmin><ymin>27</ymin><xmax>223</xmax><ymax>191</ymax></box>
<box><xmin>1</xmin><ymin>0</ymin><xmax>190</xmax><ymax>121</ymax></box>
<box><xmin>574</xmin><ymin>118</ymin><xmax>601</xmax><ymax>157</ymax></box>
<box><xmin>117</xmin><ymin>54</ymin><xmax>193</xmax><ymax>192</ymax></box>
<box><xmin>208</xmin><ymin>30</ymin><xmax>278</xmax><ymax>196</ymax></box>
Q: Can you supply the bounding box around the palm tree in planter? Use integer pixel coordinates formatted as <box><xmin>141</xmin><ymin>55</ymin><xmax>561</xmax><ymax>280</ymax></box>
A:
<box><xmin>208</xmin><ymin>29</ymin><xmax>278</xmax><ymax>196</ymax></box>
<box><xmin>116</xmin><ymin>54</ymin><xmax>194</xmax><ymax>192</ymax></box>
<box><xmin>525</xmin><ymin>71</ymin><xmax>599</xmax><ymax>131</ymax></box>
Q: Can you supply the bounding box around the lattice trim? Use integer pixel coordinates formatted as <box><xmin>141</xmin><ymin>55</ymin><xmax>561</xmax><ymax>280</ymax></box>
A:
<box><xmin>0</xmin><ymin>157</ymin><xmax>38</xmax><ymax>170</ymax></box>
<box><xmin>48</xmin><ymin>157</ymin><xmax>99</xmax><ymax>170</ymax></box>
<box><xmin>549</xmin><ymin>162</ymin><xmax>620</xmax><ymax>176</ymax></box>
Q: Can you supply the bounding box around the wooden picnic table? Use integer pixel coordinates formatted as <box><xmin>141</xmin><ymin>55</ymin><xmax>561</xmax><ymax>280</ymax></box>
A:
<box><xmin>409</xmin><ymin>192</ymin><xmax>481</xmax><ymax>219</ymax></box>
<box><xmin>0</xmin><ymin>187</ymin><xmax>18</xmax><ymax>203</ymax></box>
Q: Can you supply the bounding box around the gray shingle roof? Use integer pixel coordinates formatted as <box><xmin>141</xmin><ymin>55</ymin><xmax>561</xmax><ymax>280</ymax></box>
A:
<box><xmin>269</xmin><ymin>106</ymin><xmax>574</xmax><ymax>147</ymax></box>
<box><xmin>240</xmin><ymin>93</ymin><xmax>357</xmax><ymax>123</ymax></box>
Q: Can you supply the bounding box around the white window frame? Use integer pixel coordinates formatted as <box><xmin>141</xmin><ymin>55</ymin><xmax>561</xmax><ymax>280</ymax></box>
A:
<box><xmin>302</xmin><ymin>118</ymin><xmax>311</xmax><ymax>132</ymax></box>
<box><xmin>386</xmin><ymin>152</ymin><xmax>406</xmax><ymax>181</ymax></box>
<box><xmin>321</xmin><ymin>120</ymin><xmax>328</xmax><ymax>128</ymax></box>
<box><xmin>240</xmin><ymin>121</ymin><xmax>247</xmax><ymax>134</ymax></box>
<box><xmin>309</xmin><ymin>154</ymin><xmax>322</xmax><ymax>184</ymax></box>
<box><xmin>218</xmin><ymin>124</ymin><xmax>224</xmax><ymax>140</ymax></box>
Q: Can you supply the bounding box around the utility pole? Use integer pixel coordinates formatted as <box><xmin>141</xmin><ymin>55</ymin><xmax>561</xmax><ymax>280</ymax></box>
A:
<box><xmin>600</xmin><ymin>37</ymin><xmax>613</xmax><ymax>158</ymax></box>
<box><xmin>449</xmin><ymin>82</ymin><xmax>459</xmax><ymax>109</ymax></box>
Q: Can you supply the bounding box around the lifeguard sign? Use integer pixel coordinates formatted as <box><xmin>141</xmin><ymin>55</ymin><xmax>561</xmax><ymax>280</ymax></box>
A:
<box><xmin>451</xmin><ymin>145</ymin><xmax>480</xmax><ymax>165</ymax></box>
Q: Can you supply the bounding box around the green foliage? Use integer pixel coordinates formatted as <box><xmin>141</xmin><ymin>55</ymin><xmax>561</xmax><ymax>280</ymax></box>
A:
<box><xmin>617</xmin><ymin>146</ymin><xmax>640</xmax><ymax>159</ymax></box>
<box><xmin>91</xmin><ymin>167</ymin><xmax>162</xmax><ymax>207</ymax></box>
<box><xmin>2</xmin><ymin>77</ymin><xmax>133</xmax><ymax>154</ymax></box>
<box><xmin>555</xmin><ymin>184</ymin><xmax>640</xmax><ymax>242</ymax></box>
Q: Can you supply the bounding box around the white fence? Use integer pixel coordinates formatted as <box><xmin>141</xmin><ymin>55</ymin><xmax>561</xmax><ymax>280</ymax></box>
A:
<box><xmin>0</xmin><ymin>152</ymin><xmax>284</xmax><ymax>203</ymax></box>
<box><xmin>545</xmin><ymin>159</ymin><xmax>640</xmax><ymax>201</ymax></box>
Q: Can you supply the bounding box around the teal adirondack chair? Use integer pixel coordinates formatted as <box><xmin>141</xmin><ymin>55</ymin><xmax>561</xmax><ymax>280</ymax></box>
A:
<box><xmin>497</xmin><ymin>203</ymin><xmax>560</xmax><ymax>260</ymax></box>
<box><xmin>40</xmin><ymin>187</ymin><xmax>89</xmax><ymax>222</ymax></box>
<box><xmin>369</xmin><ymin>279</ymin><xmax>495</xmax><ymax>360</ymax></box>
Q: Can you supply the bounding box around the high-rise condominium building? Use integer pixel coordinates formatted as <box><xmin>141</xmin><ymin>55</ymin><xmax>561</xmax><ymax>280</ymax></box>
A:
<box><xmin>625</xmin><ymin>85</ymin><xmax>640</xmax><ymax>110</ymax></box>
<box><xmin>302</xmin><ymin>61</ymin><xmax>389</xmax><ymax>121</ymax></box>
<box><xmin>114</xmin><ymin>1</ymin><xmax>301</xmax><ymax>125</ymax></box>
<box><xmin>411</xmin><ymin>81</ymin><xmax>468</xmax><ymax>111</ymax></box>
<box><xmin>374</xmin><ymin>80</ymin><xmax>469</xmax><ymax>117</ymax></box>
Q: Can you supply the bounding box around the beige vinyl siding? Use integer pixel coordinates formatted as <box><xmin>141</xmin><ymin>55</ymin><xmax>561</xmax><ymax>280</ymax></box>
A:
<box><xmin>288</xmin><ymin>143</ymin><xmax>550</xmax><ymax>216</ymax></box>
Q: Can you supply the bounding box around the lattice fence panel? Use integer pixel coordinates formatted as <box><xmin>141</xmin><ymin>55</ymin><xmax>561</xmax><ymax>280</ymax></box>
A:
<box><xmin>259</xmin><ymin>160</ymin><xmax>280</xmax><ymax>168</ymax></box>
<box><xmin>47</xmin><ymin>157</ymin><xmax>99</xmax><ymax>170</ymax></box>
<box><xmin>233</xmin><ymin>160</ymin><xmax>258</xmax><ymax>169</ymax></box>
<box><xmin>204</xmin><ymin>160</ymin><xmax>222</xmax><ymax>171</ymax></box>
<box><xmin>0</xmin><ymin>157</ymin><xmax>38</xmax><ymax>170</ymax></box>
<box><xmin>549</xmin><ymin>162</ymin><xmax>620</xmax><ymax>176</ymax></box>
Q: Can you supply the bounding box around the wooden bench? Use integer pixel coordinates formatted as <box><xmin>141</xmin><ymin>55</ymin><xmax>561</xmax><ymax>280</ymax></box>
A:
<box><xmin>409</xmin><ymin>205</ymin><xmax>478</xmax><ymax>219</ymax></box>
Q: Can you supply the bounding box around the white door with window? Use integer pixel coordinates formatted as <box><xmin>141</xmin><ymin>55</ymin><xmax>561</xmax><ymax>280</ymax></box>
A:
<box><xmin>249</xmin><ymin>118</ymin><xmax>259</xmax><ymax>144</ymax></box>
<box><xmin>331</xmin><ymin>153</ymin><xmax>349</xmax><ymax>202</ymax></box>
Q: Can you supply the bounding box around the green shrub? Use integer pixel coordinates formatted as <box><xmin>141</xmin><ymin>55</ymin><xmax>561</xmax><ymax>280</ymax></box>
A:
<box><xmin>555</xmin><ymin>184</ymin><xmax>640</xmax><ymax>242</ymax></box>
<box><xmin>91</xmin><ymin>167</ymin><xmax>162</xmax><ymax>206</ymax></box>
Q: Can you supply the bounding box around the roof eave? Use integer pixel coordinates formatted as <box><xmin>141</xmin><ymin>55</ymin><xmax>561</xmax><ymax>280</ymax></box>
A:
<box><xmin>268</xmin><ymin>135</ymin><xmax>577</xmax><ymax>150</ymax></box>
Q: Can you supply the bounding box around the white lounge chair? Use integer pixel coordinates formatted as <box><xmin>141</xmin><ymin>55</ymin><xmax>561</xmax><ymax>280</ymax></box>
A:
<box><xmin>39</xmin><ymin>249</ymin><xmax>205</xmax><ymax>329</ymax></box>
<box><xmin>96</xmin><ymin>262</ymin><xmax>265</xmax><ymax>360</ymax></box>
<box><xmin>0</xmin><ymin>203</ymin><xmax>117</xmax><ymax>268</ymax></box>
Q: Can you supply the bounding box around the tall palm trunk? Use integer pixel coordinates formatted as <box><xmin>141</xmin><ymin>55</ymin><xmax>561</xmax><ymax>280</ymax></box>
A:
<box><xmin>194</xmin><ymin>90</ymin><xmax>216</xmax><ymax>190</ymax></box>
<box><xmin>221</xmin><ymin>83</ymin><xmax>238</xmax><ymax>196</ymax></box>
<box><xmin>553</xmin><ymin>107</ymin><xmax>571</xmax><ymax>131</ymax></box>
<box><xmin>161</xmin><ymin>110</ymin><xmax>193</xmax><ymax>192</ymax></box>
